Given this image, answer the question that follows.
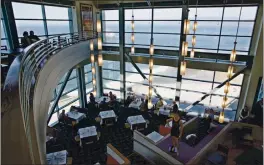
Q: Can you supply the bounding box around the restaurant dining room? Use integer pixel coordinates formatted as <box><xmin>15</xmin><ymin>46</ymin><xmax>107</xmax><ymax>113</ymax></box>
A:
<box><xmin>1</xmin><ymin>0</ymin><xmax>263</xmax><ymax>164</ymax></box>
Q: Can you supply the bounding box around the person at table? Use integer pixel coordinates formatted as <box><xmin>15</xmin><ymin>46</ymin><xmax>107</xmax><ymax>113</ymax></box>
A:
<box><xmin>166</xmin><ymin>112</ymin><xmax>183</xmax><ymax>155</ymax></box>
<box><xmin>239</xmin><ymin>106</ymin><xmax>250</xmax><ymax>122</ymax></box>
<box><xmin>89</xmin><ymin>93</ymin><xmax>96</xmax><ymax>104</ymax></box>
<box><xmin>172</xmin><ymin>101</ymin><xmax>179</xmax><ymax>114</ymax></box>
<box><xmin>58</xmin><ymin>110</ymin><xmax>69</xmax><ymax>123</ymax></box>
<box><xmin>99</xmin><ymin>97</ymin><xmax>108</xmax><ymax>110</ymax></box>
<box><xmin>109</xmin><ymin>91</ymin><xmax>115</xmax><ymax>101</ymax></box>
<box><xmin>29</xmin><ymin>31</ymin><xmax>40</xmax><ymax>43</ymax></box>
<box><xmin>156</xmin><ymin>98</ymin><xmax>164</xmax><ymax>110</ymax></box>
<box><xmin>21</xmin><ymin>31</ymin><xmax>32</xmax><ymax>48</ymax></box>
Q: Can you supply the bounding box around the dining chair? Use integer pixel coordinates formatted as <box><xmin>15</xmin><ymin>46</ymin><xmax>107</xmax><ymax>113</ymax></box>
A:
<box><xmin>206</xmin><ymin>144</ymin><xmax>229</xmax><ymax>165</ymax></box>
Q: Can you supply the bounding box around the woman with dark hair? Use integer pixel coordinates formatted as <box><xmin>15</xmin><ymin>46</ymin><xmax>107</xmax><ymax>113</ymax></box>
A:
<box><xmin>166</xmin><ymin>112</ymin><xmax>183</xmax><ymax>155</ymax></box>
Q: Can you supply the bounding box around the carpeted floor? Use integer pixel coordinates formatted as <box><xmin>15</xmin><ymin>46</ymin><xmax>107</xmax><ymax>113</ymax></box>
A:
<box><xmin>47</xmin><ymin>104</ymin><xmax>180</xmax><ymax>164</ymax></box>
<box><xmin>157</xmin><ymin>125</ymin><xmax>224</xmax><ymax>164</ymax></box>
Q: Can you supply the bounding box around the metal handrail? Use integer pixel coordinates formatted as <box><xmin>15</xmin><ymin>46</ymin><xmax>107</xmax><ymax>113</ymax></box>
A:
<box><xmin>18</xmin><ymin>31</ymin><xmax>97</xmax><ymax>163</ymax></box>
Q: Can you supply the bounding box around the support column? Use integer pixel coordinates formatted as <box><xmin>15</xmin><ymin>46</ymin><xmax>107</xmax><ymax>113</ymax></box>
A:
<box><xmin>41</xmin><ymin>5</ymin><xmax>49</xmax><ymax>37</ymax></box>
<box><xmin>119</xmin><ymin>7</ymin><xmax>126</xmax><ymax>103</ymax></box>
<box><xmin>175</xmin><ymin>3</ymin><xmax>188</xmax><ymax>106</ymax></box>
<box><xmin>96</xmin><ymin>11</ymin><xmax>103</xmax><ymax>97</ymax></box>
<box><xmin>2</xmin><ymin>1</ymin><xmax>19</xmax><ymax>50</ymax></box>
<box><xmin>76</xmin><ymin>66</ymin><xmax>87</xmax><ymax>108</ymax></box>
<box><xmin>235</xmin><ymin>5</ymin><xmax>263</xmax><ymax>120</ymax></box>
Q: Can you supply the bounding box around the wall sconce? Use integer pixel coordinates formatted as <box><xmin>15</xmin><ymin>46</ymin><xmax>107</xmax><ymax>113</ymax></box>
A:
<box><xmin>98</xmin><ymin>54</ymin><xmax>103</xmax><ymax>66</ymax></box>
<box><xmin>182</xmin><ymin>41</ymin><xmax>188</xmax><ymax>56</ymax></box>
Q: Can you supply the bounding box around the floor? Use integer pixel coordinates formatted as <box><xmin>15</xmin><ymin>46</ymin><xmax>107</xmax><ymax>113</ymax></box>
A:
<box><xmin>47</xmin><ymin>105</ymin><xmax>182</xmax><ymax>165</ymax></box>
<box><xmin>157</xmin><ymin>125</ymin><xmax>224</xmax><ymax>164</ymax></box>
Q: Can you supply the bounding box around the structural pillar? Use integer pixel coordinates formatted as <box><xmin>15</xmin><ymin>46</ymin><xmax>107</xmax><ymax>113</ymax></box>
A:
<box><xmin>235</xmin><ymin>5</ymin><xmax>263</xmax><ymax>120</ymax></box>
<box><xmin>76</xmin><ymin>66</ymin><xmax>87</xmax><ymax>108</ymax></box>
<box><xmin>119</xmin><ymin>6</ymin><xmax>126</xmax><ymax>103</ymax></box>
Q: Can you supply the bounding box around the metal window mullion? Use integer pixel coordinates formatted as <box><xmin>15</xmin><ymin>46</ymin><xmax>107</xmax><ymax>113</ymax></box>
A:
<box><xmin>76</xmin><ymin>66</ymin><xmax>87</xmax><ymax>108</ymax></box>
<box><xmin>41</xmin><ymin>5</ymin><xmax>48</xmax><ymax>37</ymax></box>
<box><xmin>68</xmin><ymin>7</ymin><xmax>74</xmax><ymax>34</ymax></box>
<box><xmin>119</xmin><ymin>7</ymin><xmax>126</xmax><ymax>103</ymax></box>
<box><xmin>47</xmin><ymin>69</ymin><xmax>73</xmax><ymax>123</ymax></box>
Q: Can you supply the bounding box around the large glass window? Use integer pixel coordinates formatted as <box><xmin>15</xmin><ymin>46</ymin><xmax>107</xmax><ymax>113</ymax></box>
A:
<box><xmin>188</xmin><ymin>6</ymin><xmax>257</xmax><ymax>54</ymax></box>
<box><xmin>1</xmin><ymin>13</ymin><xmax>9</xmax><ymax>49</ymax></box>
<box><xmin>102</xmin><ymin>10</ymin><xmax>119</xmax><ymax>46</ymax></box>
<box><xmin>44</xmin><ymin>5</ymin><xmax>71</xmax><ymax>35</ymax></box>
<box><xmin>12</xmin><ymin>2</ymin><xmax>72</xmax><ymax>47</ymax></box>
<box><xmin>102</xmin><ymin>60</ymin><xmax>120</xmax><ymax>96</ymax></box>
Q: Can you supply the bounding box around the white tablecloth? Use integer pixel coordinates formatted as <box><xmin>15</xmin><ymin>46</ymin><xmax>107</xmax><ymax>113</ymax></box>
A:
<box><xmin>96</xmin><ymin>96</ymin><xmax>110</xmax><ymax>103</ymax></box>
<box><xmin>66</xmin><ymin>111</ymin><xmax>86</xmax><ymax>123</ymax></box>
<box><xmin>158</xmin><ymin>108</ymin><xmax>171</xmax><ymax>116</ymax></box>
<box><xmin>146</xmin><ymin>131</ymin><xmax>164</xmax><ymax>144</ymax></box>
<box><xmin>46</xmin><ymin>150</ymin><xmax>67</xmax><ymax>165</ymax></box>
<box><xmin>127</xmin><ymin>115</ymin><xmax>147</xmax><ymax>130</ymax></box>
<box><xmin>99</xmin><ymin>110</ymin><xmax>117</xmax><ymax>125</ymax></box>
<box><xmin>78</xmin><ymin>126</ymin><xmax>97</xmax><ymax>139</ymax></box>
<box><xmin>129</xmin><ymin>100</ymin><xmax>142</xmax><ymax>109</ymax></box>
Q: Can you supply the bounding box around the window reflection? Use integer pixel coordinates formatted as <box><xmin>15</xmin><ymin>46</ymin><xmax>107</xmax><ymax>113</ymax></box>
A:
<box><xmin>12</xmin><ymin>2</ymin><xmax>43</xmax><ymax>19</ymax></box>
<box><xmin>15</xmin><ymin>20</ymin><xmax>45</xmax><ymax>37</ymax></box>
<box><xmin>47</xmin><ymin>21</ymin><xmax>70</xmax><ymax>35</ymax></box>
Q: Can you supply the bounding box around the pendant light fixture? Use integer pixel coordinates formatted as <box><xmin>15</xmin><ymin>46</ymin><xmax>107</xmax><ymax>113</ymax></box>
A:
<box><xmin>131</xmin><ymin>3</ymin><xmax>135</xmax><ymax>55</ymax></box>
<box><xmin>180</xmin><ymin>0</ymin><xmax>190</xmax><ymax>75</ymax></box>
<box><xmin>219</xmin><ymin>0</ymin><xmax>242</xmax><ymax>123</ymax></box>
<box><xmin>148</xmin><ymin>0</ymin><xmax>154</xmax><ymax>109</ymax></box>
<box><xmin>90</xmin><ymin>39</ymin><xmax>96</xmax><ymax>97</ymax></box>
<box><xmin>97</xmin><ymin>0</ymin><xmax>103</xmax><ymax>66</ymax></box>
<box><xmin>190</xmin><ymin>0</ymin><xmax>198</xmax><ymax>58</ymax></box>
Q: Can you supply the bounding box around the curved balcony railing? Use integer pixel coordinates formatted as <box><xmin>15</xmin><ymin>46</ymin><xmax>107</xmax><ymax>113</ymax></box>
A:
<box><xmin>18</xmin><ymin>32</ymin><xmax>96</xmax><ymax>163</ymax></box>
